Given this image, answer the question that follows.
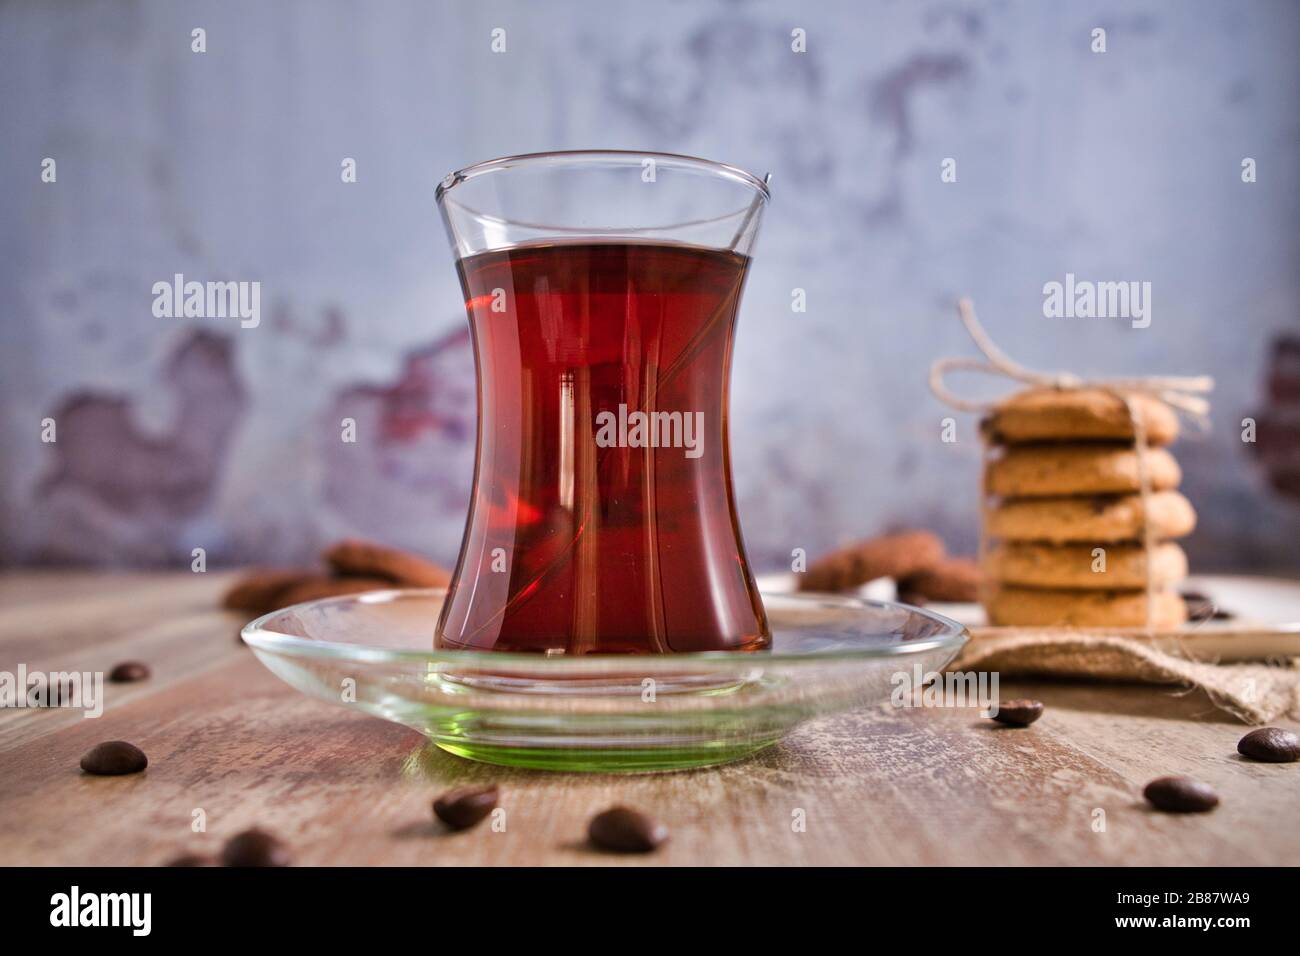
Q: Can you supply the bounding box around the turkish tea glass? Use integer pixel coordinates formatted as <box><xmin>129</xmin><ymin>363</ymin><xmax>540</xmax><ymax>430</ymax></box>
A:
<box><xmin>434</xmin><ymin>151</ymin><xmax>771</xmax><ymax>655</ymax></box>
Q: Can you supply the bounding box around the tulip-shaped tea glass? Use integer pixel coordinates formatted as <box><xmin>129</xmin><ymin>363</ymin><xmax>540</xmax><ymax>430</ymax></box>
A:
<box><xmin>435</xmin><ymin>151</ymin><xmax>772</xmax><ymax>655</ymax></box>
<box><xmin>241</xmin><ymin>152</ymin><xmax>966</xmax><ymax>773</ymax></box>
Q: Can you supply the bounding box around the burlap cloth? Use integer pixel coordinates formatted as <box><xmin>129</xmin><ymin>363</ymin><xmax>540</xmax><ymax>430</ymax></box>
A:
<box><xmin>954</xmin><ymin>630</ymin><xmax>1300</xmax><ymax>724</ymax></box>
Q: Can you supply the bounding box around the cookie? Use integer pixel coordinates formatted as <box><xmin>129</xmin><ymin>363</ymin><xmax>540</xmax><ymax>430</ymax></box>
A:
<box><xmin>898</xmin><ymin>557</ymin><xmax>982</xmax><ymax>602</ymax></box>
<box><xmin>275</xmin><ymin>575</ymin><xmax>395</xmax><ymax>607</ymax></box>
<box><xmin>986</xmin><ymin>491</ymin><xmax>1196</xmax><ymax>543</ymax></box>
<box><xmin>985</xmin><ymin>586</ymin><xmax>1188</xmax><ymax>629</ymax></box>
<box><xmin>985</xmin><ymin>444</ymin><xmax>1181</xmax><ymax>498</ymax></box>
<box><xmin>985</xmin><ymin>541</ymin><xmax>1187</xmax><ymax>589</ymax></box>
<box><xmin>222</xmin><ymin>568</ymin><xmax>318</xmax><ymax>613</ymax></box>
<box><xmin>324</xmin><ymin>539</ymin><xmax>451</xmax><ymax>587</ymax></box>
<box><xmin>984</xmin><ymin>388</ymin><xmax>1180</xmax><ymax>446</ymax></box>
<box><xmin>800</xmin><ymin>530</ymin><xmax>945</xmax><ymax>592</ymax></box>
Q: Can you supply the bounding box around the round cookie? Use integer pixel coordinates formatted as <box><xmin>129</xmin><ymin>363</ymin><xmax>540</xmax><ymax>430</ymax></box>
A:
<box><xmin>898</xmin><ymin>557</ymin><xmax>982</xmax><ymax>602</ymax></box>
<box><xmin>985</xmin><ymin>445</ymin><xmax>1181</xmax><ymax>498</ymax></box>
<box><xmin>324</xmin><ymin>539</ymin><xmax>451</xmax><ymax>587</ymax></box>
<box><xmin>984</xmin><ymin>388</ymin><xmax>1179</xmax><ymax>446</ymax></box>
<box><xmin>985</xmin><ymin>586</ymin><xmax>1187</xmax><ymax>629</ymax></box>
<box><xmin>222</xmin><ymin>568</ymin><xmax>317</xmax><ymax>613</ymax></box>
<box><xmin>985</xmin><ymin>541</ymin><xmax>1187</xmax><ymax>589</ymax></box>
<box><xmin>801</xmin><ymin>530</ymin><xmax>945</xmax><ymax>592</ymax></box>
<box><xmin>276</xmin><ymin>575</ymin><xmax>395</xmax><ymax>606</ymax></box>
<box><xmin>987</xmin><ymin>491</ymin><xmax>1196</xmax><ymax>543</ymax></box>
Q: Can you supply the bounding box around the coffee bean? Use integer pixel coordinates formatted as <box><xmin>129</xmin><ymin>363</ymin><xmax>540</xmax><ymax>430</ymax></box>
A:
<box><xmin>433</xmin><ymin>785</ymin><xmax>499</xmax><ymax>831</ymax></box>
<box><xmin>991</xmin><ymin>699</ymin><xmax>1044</xmax><ymax>727</ymax></box>
<box><xmin>79</xmin><ymin>740</ymin><xmax>147</xmax><ymax>776</ymax></box>
<box><xmin>220</xmin><ymin>828</ymin><xmax>291</xmax><ymax>867</ymax></box>
<box><xmin>109</xmin><ymin>661</ymin><xmax>150</xmax><ymax>683</ymax></box>
<box><xmin>1237</xmin><ymin>727</ymin><xmax>1300</xmax><ymax>763</ymax></box>
<box><xmin>165</xmin><ymin>853</ymin><xmax>215</xmax><ymax>867</ymax></box>
<box><xmin>588</xmin><ymin>806</ymin><xmax>669</xmax><ymax>853</ymax></box>
<box><xmin>1143</xmin><ymin>776</ymin><xmax>1219</xmax><ymax>813</ymax></box>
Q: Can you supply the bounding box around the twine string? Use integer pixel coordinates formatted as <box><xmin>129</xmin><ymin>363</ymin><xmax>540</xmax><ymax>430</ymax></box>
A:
<box><xmin>930</xmin><ymin>299</ymin><xmax>1214</xmax><ymax>425</ymax></box>
<box><xmin>1123</xmin><ymin>394</ymin><xmax>1157</xmax><ymax>630</ymax></box>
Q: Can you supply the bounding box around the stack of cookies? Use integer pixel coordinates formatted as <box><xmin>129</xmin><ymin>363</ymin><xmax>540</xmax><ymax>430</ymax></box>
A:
<box><xmin>981</xmin><ymin>388</ymin><xmax>1196</xmax><ymax>630</ymax></box>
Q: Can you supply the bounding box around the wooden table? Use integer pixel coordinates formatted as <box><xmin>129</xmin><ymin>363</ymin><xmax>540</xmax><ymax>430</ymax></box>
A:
<box><xmin>2</xmin><ymin>571</ymin><xmax>1297</xmax><ymax>866</ymax></box>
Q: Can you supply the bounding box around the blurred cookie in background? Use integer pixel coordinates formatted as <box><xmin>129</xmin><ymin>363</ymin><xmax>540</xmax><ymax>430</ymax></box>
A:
<box><xmin>1249</xmin><ymin>334</ymin><xmax>1300</xmax><ymax>499</ymax></box>
<box><xmin>800</xmin><ymin>530</ymin><xmax>945</xmax><ymax>593</ymax></box>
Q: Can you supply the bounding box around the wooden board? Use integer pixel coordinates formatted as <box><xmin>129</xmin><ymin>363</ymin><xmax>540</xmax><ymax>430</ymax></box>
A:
<box><xmin>960</xmin><ymin>575</ymin><xmax>1300</xmax><ymax>662</ymax></box>
<box><xmin>763</xmin><ymin>572</ymin><xmax>1300</xmax><ymax>661</ymax></box>
<box><xmin>1</xmin><ymin>570</ymin><xmax>1297</xmax><ymax>866</ymax></box>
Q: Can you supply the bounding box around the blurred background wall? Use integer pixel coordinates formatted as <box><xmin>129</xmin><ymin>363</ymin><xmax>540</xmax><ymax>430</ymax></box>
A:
<box><xmin>2</xmin><ymin>0</ymin><xmax>1298</xmax><ymax>573</ymax></box>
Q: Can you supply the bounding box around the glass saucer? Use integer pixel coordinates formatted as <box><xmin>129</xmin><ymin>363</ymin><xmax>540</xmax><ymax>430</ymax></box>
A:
<box><xmin>241</xmin><ymin>589</ymin><xmax>967</xmax><ymax>773</ymax></box>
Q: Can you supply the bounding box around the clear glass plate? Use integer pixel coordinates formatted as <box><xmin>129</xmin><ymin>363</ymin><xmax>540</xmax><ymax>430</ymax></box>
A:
<box><xmin>242</xmin><ymin>589</ymin><xmax>968</xmax><ymax>773</ymax></box>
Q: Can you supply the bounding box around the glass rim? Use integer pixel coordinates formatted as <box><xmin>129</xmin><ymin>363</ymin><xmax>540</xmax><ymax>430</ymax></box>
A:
<box><xmin>435</xmin><ymin>149</ymin><xmax>772</xmax><ymax>205</ymax></box>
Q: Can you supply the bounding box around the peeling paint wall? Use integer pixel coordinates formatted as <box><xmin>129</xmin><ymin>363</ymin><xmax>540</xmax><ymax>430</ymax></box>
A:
<box><xmin>2</xmin><ymin>0</ymin><xmax>1298</xmax><ymax>571</ymax></box>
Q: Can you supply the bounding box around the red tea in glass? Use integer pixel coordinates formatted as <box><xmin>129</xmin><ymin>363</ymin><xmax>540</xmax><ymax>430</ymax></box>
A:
<box><xmin>434</xmin><ymin>152</ymin><xmax>771</xmax><ymax>654</ymax></box>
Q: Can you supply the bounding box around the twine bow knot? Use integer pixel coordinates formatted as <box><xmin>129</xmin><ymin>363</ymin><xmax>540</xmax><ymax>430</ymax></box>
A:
<box><xmin>930</xmin><ymin>299</ymin><xmax>1215</xmax><ymax>426</ymax></box>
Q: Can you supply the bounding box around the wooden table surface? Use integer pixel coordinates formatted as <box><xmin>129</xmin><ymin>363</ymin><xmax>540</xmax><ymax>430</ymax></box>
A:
<box><xmin>2</xmin><ymin>570</ymin><xmax>1297</xmax><ymax>866</ymax></box>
